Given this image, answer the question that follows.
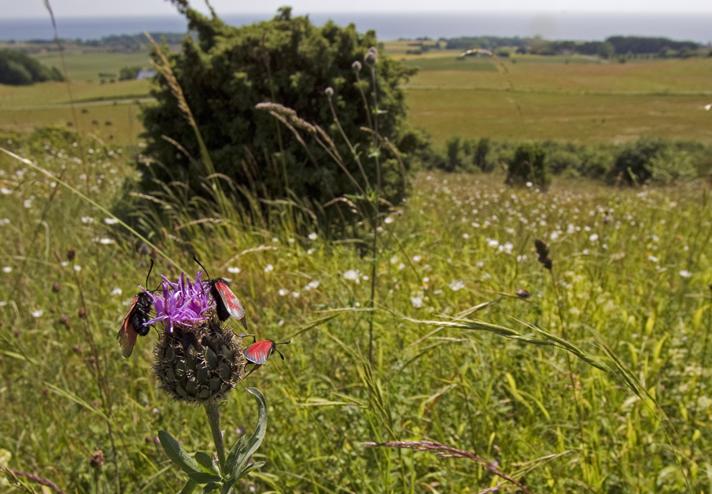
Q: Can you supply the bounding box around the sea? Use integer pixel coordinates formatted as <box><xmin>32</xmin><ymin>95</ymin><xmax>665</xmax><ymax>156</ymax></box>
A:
<box><xmin>0</xmin><ymin>12</ymin><xmax>711</xmax><ymax>43</ymax></box>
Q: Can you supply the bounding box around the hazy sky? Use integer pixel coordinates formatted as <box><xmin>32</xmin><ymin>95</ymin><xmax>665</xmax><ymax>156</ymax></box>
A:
<box><xmin>4</xmin><ymin>0</ymin><xmax>712</xmax><ymax>18</ymax></box>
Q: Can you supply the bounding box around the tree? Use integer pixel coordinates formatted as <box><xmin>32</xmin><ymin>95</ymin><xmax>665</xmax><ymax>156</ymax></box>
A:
<box><xmin>138</xmin><ymin>2</ymin><xmax>416</xmax><ymax>224</ymax></box>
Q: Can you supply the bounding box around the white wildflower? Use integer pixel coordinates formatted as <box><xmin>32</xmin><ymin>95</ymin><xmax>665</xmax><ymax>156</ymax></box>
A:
<box><xmin>449</xmin><ymin>280</ymin><xmax>465</xmax><ymax>292</ymax></box>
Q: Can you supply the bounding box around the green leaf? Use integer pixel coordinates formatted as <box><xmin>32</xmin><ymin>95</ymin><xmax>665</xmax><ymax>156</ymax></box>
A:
<box><xmin>203</xmin><ymin>483</ymin><xmax>220</xmax><ymax>493</ymax></box>
<box><xmin>194</xmin><ymin>451</ymin><xmax>218</xmax><ymax>474</ymax></box>
<box><xmin>220</xmin><ymin>479</ymin><xmax>236</xmax><ymax>494</ymax></box>
<box><xmin>158</xmin><ymin>431</ymin><xmax>221</xmax><ymax>484</ymax></box>
<box><xmin>179</xmin><ymin>480</ymin><xmax>198</xmax><ymax>494</ymax></box>
<box><xmin>232</xmin><ymin>387</ymin><xmax>268</xmax><ymax>479</ymax></box>
<box><xmin>225</xmin><ymin>434</ymin><xmax>248</xmax><ymax>474</ymax></box>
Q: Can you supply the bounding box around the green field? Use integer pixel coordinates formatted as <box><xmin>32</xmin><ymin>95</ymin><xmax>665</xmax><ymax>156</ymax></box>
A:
<box><xmin>1</xmin><ymin>131</ymin><xmax>711</xmax><ymax>492</ymax></box>
<box><xmin>1</xmin><ymin>48</ymin><xmax>711</xmax><ymax>145</ymax></box>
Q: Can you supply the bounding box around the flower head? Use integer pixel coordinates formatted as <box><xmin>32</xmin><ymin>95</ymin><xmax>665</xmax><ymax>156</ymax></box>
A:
<box><xmin>146</xmin><ymin>272</ymin><xmax>214</xmax><ymax>333</ymax></box>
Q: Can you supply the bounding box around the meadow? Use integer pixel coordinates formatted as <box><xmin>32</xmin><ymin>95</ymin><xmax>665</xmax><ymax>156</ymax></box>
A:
<box><xmin>1</xmin><ymin>46</ymin><xmax>711</xmax><ymax>145</ymax></box>
<box><xmin>0</xmin><ymin>127</ymin><xmax>711</xmax><ymax>492</ymax></box>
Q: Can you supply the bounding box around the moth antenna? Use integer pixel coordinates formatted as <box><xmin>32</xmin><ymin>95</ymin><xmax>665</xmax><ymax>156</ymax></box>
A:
<box><xmin>275</xmin><ymin>348</ymin><xmax>285</xmax><ymax>360</ymax></box>
<box><xmin>275</xmin><ymin>340</ymin><xmax>292</xmax><ymax>346</ymax></box>
<box><xmin>192</xmin><ymin>255</ymin><xmax>211</xmax><ymax>279</ymax></box>
<box><xmin>144</xmin><ymin>258</ymin><xmax>154</xmax><ymax>288</ymax></box>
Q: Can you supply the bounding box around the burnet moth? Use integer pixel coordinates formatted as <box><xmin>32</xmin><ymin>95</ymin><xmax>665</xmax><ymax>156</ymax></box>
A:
<box><xmin>117</xmin><ymin>260</ymin><xmax>155</xmax><ymax>358</ymax></box>
<box><xmin>243</xmin><ymin>337</ymin><xmax>290</xmax><ymax>376</ymax></box>
<box><xmin>193</xmin><ymin>256</ymin><xmax>248</xmax><ymax>328</ymax></box>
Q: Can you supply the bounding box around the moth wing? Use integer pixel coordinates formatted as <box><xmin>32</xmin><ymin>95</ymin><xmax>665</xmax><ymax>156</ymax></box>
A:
<box><xmin>117</xmin><ymin>297</ymin><xmax>139</xmax><ymax>358</ymax></box>
<box><xmin>214</xmin><ymin>280</ymin><xmax>246</xmax><ymax>322</ymax></box>
<box><xmin>244</xmin><ymin>340</ymin><xmax>274</xmax><ymax>365</ymax></box>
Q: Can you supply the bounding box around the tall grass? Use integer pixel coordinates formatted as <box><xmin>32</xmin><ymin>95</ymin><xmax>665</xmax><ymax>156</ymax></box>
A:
<box><xmin>1</xmin><ymin>125</ymin><xmax>711</xmax><ymax>491</ymax></box>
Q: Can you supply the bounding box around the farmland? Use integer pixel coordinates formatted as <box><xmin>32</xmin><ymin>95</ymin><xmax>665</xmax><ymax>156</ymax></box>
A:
<box><xmin>1</xmin><ymin>46</ymin><xmax>711</xmax><ymax>145</ymax></box>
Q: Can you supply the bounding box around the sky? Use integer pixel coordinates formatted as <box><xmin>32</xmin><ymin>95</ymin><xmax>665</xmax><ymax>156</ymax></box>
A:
<box><xmin>3</xmin><ymin>0</ymin><xmax>712</xmax><ymax>18</ymax></box>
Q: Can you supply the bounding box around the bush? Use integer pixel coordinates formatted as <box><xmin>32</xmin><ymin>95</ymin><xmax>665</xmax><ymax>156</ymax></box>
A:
<box><xmin>0</xmin><ymin>49</ymin><xmax>63</xmax><ymax>85</ymax></box>
<box><xmin>444</xmin><ymin>137</ymin><xmax>463</xmax><ymax>172</ymax></box>
<box><xmin>505</xmin><ymin>143</ymin><xmax>550</xmax><ymax>189</ymax></box>
<box><xmin>473</xmin><ymin>138</ymin><xmax>493</xmax><ymax>172</ymax></box>
<box><xmin>118</xmin><ymin>66</ymin><xmax>142</xmax><ymax>80</ymax></box>
<box><xmin>138</xmin><ymin>3</ymin><xmax>415</xmax><ymax>223</ymax></box>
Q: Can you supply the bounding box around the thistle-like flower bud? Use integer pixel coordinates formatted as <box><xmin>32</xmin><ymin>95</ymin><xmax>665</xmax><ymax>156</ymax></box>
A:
<box><xmin>145</xmin><ymin>271</ymin><xmax>247</xmax><ymax>403</ymax></box>
<box><xmin>154</xmin><ymin>321</ymin><xmax>246</xmax><ymax>403</ymax></box>
<box><xmin>352</xmin><ymin>60</ymin><xmax>362</xmax><ymax>73</ymax></box>
<box><xmin>324</xmin><ymin>86</ymin><xmax>334</xmax><ymax>98</ymax></box>
<box><xmin>364</xmin><ymin>47</ymin><xmax>378</xmax><ymax>66</ymax></box>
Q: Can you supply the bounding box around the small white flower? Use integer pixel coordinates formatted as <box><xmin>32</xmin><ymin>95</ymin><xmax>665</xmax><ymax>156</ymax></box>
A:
<box><xmin>304</xmin><ymin>280</ymin><xmax>320</xmax><ymax>291</ymax></box>
<box><xmin>81</xmin><ymin>216</ymin><xmax>95</xmax><ymax>224</ymax></box>
<box><xmin>449</xmin><ymin>280</ymin><xmax>465</xmax><ymax>292</ymax></box>
<box><xmin>227</xmin><ymin>266</ymin><xmax>241</xmax><ymax>274</ymax></box>
<box><xmin>0</xmin><ymin>187</ymin><xmax>12</xmax><ymax>195</ymax></box>
<box><xmin>73</xmin><ymin>265</ymin><xmax>82</xmax><ymax>272</ymax></box>
<box><xmin>60</xmin><ymin>261</ymin><xmax>69</xmax><ymax>268</ymax></box>
<box><xmin>264</xmin><ymin>264</ymin><xmax>274</xmax><ymax>273</ymax></box>
<box><xmin>104</xmin><ymin>217</ymin><xmax>119</xmax><ymax>225</ymax></box>
<box><xmin>487</xmin><ymin>238</ymin><xmax>499</xmax><ymax>249</ymax></box>
<box><xmin>308</xmin><ymin>232</ymin><xmax>318</xmax><ymax>241</ymax></box>
<box><xmin>343</xmin><ymin>269</ymin><xmax>361</xmax><ymax>282</ymax></box>
<box><xmin>525</xmin><ymin>181</ymin><xmax>533</xmax><ymax>188</ymax></box>
<box><xmin>111</xmin><ymin>287</ymin><xmax>123</xmax><ymax>297</ymax></box>
<box><xmin>384</xmin><ymin>216</ymin><xmax>394</xmax><ymax>225</ymax></box>
<box><xmin>679</xmin><ymin>269</ymin><xmax>692</xmax><ymax>279</ymax></box>
<box><xmin>0</xmin><ymin>218</ymin><xmax>9</xmax><ymax>226</ymax></box>
<box><xmin>589</xmin><ymin>233</ymin><xmax>599</xmax><ymax>242</ymax></box>
<box><xmin>410</xmin><ymin>295</ymin><xmax>424</xmax><ymax>309</ymax></box>
<box><xmin>412</xmin><ymin>255</ymin><xmax>422</xmax><ymax>263</ymax></box>
<box><xmin>648</xmin><ymin>255</ymin><xmax>659</xmax><ymax>263</ymax></box>
<box><xmin>291</xmin><ymin>291</ymin><xmax>301</xmax><ymax>299</ymax></box>
<box><xmin>582</xmin><ymin>249</ymin><xmax>590</xmax><ymax>256</ymax></box>
<box><xmin>31</xmin><ymin>309</ymin><xmax>43</xmax><ymax>318</ymax></box>
<box><xmin>306</xmin><ymin>248</ymin><xmax>315</xmax><ymax>255</ymax></box>
<box><xmin>23</xmin><ymin>198</ymin><xmax>33</xmax><ymax>209</ymax></box>
<box><xmin>278</xmin><ymin>288</ymin><xmax>289</xmax><ymax>296</ymax></box>
<box><xmin>550</xmin><ymin>231</ymin><xmax>560</xmax><ymax>241</ymax></box>
<box><xmin>2</xmin><ymin>266</ymin><xmax>12</xmax><ymax>273</ymax></box>
<box><xmin>98</xmin><ymin>237</ymin><xmax>115</xmax><ymax>245</ymax></box>
<box><xmin>462</xmin><ymin>233</ymin><xmax>470</xmax><ymax>240</ymax></box>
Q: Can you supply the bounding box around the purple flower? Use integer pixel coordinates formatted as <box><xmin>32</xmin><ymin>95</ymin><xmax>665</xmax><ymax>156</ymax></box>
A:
<box><xmin>146</xmin><ymin>271</ymin><xmax>214</xmax><ymax>333</ymax></box>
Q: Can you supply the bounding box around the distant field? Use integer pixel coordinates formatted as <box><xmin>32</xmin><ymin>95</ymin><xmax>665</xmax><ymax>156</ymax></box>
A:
<box><xmin>399</xmin><ymin>53</ymin><xmax>712</xmax><ymax>144</ymax></box>
<box><xmin>1</xmin><ymin>47</ymin><xmax>711</xmax><ymax>145</ymax></box>
<box><xmin>0</xmin><ymin>49</ymin><xmax>151</xmax><ymax>144</ymax></box>
<box><xmin>34</xmin><ymin>50</ymin><xmax>151</xmax><ymax>82</ymax></box>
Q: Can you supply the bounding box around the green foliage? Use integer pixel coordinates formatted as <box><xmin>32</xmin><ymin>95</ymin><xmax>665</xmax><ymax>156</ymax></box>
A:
<box><xmin>118</xmin><ymin>65</ymin><xmax>142</xmax><ymax>80</ymax></box>
<box><xmin>159</xmin><ymin>388</ymin><xmax>267</xmax><ymax>493</ymax></box>
<box><xmin>0</xmin><ymin>49</ymin><xmax>64</xmax><ymax>85</ymax></box>
<box><xmin>505</xmin><ymin>143</ymin><xmax>550</xmax><ymax>189</ymax></box>
<box><xmin>444</xmin><ymin>136</ymin><xmax>463</xmax><ymax>172</ymax></box>
<box><xmin>473</xmin><ymin>137</ymin><xmax>493</xmax><ymax>172</ymax></box>
<box><xmin>608</xmin><ymin>138</ymin><xmax>703</xmax><ymax>185</ymax></box>
<box><xmin>139</xmin><ymin>4</ymin><xmax>415</xmax><ymax>222</ymax></box>
<box><xmin>2</xmin><ymin>131</ymin><xmax>712</xmax><ymax>492</ymax></box>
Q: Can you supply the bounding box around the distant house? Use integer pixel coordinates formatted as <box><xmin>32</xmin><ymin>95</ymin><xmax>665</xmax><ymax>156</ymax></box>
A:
<box><xmin>136</xmin><ymin>68</ymin><xmax>157</xmax><ymax>80</ymax></box>
<box><xmin>458</xmin><ymin>48</ymin><xmax>494</xmax><ymax>59</ymax></box>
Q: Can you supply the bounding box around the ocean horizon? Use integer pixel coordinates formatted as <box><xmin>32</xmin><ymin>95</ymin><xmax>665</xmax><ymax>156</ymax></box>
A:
<box><xmin>1</xmin><ymin>12</ymin><xmax>711</xmax><ymax>43</ymax></box>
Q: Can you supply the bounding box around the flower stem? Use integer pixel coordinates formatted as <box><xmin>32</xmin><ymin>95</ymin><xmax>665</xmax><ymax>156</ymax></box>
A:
<box><xmin>205</xmin><ymin>401</ymin><xmax>226</xmax><ymax>471</ymax></box>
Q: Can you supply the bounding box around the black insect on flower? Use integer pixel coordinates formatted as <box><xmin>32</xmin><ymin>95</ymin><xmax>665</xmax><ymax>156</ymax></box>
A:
<box><xmin>193</xmin><ymin>257</ymin><xmax>248</xmax><ymax>329</ymax></box>
<box><xmin>117</xmin><ymin>261</ymin><xmax>156</xmax><ymax>358</ymax></box>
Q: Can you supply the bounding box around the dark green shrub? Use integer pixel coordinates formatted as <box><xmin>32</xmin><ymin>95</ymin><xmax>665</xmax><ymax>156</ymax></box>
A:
<box><xmin>505</xmin><ymin>143</ymin><xmax>550</xmax><ymax>189</ymax></box>
<box><xmin>444</xmin><ymin>137</ymin><xmax>463</xmax><ymax>172</ymax></box>
<box><xmin>138</xmin><ymin>3</ymin><xmax>415</xmax><ymax>221</ymax></box>
<box><xmin>0</xmin><ymin>49</ymin><xmax>63</xmax><ymax>85</ymax></box>
<box><xmin>473</xmin><ymin>137</ymin><xmax>492</xmax><ymax>172</ymax></box>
